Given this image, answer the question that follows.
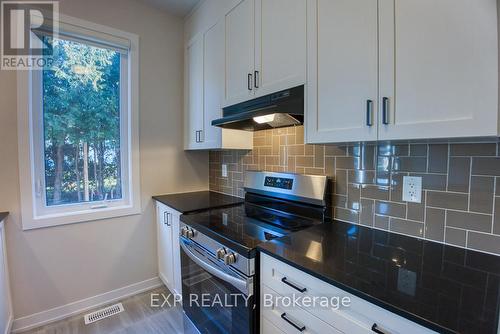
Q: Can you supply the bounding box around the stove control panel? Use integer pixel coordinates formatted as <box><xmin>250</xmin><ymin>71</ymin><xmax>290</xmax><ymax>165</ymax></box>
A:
<box><xmin>264</xmin><ymin>176</ymin><xmax>293</xmax><ymax>190</ymax></box>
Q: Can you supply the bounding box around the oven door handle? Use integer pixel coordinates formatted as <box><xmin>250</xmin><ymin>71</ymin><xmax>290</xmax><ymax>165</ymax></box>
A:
<box><xmin>180</xmin><ymin>238</ymin><xmax>249</xmax><ymax>295</ymax></box>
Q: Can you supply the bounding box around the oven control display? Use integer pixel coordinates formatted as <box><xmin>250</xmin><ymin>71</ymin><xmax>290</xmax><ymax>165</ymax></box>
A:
<box><xmin>264</xmin><ymin>176</ymin><xmax>293</xmax><ymax>190</ymax></box>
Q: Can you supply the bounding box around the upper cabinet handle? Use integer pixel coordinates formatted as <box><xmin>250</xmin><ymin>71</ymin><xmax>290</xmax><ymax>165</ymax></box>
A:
<box><xmin>382</xmin><ymin>97</ymin><xmax>390</xmax><ymax>125</ymax></box>
<box><xmin>366</xmin><ymin>99</ymin><xmax>373</xmax><ymax>126</ymax></box>
<box><xmin>254</xmin><ymin>70</ymin><xmax>259</xmax><ymax>88</ymax></box>
<box><xmin>248</xmin><ymin>73</ymin><xmax>253</xmax><ymax>91</ymax></box>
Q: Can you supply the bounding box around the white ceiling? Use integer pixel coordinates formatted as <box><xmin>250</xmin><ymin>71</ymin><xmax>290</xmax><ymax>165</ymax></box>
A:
<box><xmin>141</xmin><ymin>0</ymin><xmax>201</xmax><ymax>17</ymax></box>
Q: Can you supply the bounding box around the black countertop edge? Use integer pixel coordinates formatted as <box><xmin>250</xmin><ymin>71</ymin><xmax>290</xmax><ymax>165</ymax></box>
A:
<box><xmin>0</xmin><ymin>212</ymin><xmax>8</xmax><ymax>223</ymax></box>
<box><xmin>180</xmin><ymin>216</ymin><xmax>256</xmax><ymax>259</ymax></box>
<box><xmin>152</xmin><ymin>191</ymin><xmax>244</xmax><ymax>214</ymax></box>
<box><xmin>256</xmin><ymin>246</ymin><xmax>455</xmax><ymax>334</ymax></box>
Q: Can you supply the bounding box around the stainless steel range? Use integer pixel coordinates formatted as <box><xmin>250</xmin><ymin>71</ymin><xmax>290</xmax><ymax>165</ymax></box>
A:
<box><xmin>179</xmin><ymin>171</ymin><xmax>327</xmax><ymax>334</ymax></box>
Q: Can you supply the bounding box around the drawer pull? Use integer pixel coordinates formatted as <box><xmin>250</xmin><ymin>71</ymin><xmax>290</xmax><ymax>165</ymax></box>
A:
<box><xmin>281</xmin><ymin>313</ymin><xmax>305</xmax><ymax>332</ymax></box>
<box><xmin>372</xmin><ymin>323</ymin><xmax>389</xmax><ymax>334</ymax></box>
<box><xmin>281</xmin><ymin>277</ymin><xmax>307</xmax><ymax>293</ymax></box>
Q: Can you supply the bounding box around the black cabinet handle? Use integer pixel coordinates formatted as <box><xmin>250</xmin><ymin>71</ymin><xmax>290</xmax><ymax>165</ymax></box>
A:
<box><xmin>195</xmin><ymin>130</ymin><xmax>199</xmax><ymax>143</ymax></box>
<box><xmin>382</xmin><ymin>97</ymin><xmax>390</xmax><ymax>125</ymax></box>
<box><xmin>366</xmin><ymin>99</ymin><xmax>373</xmax><ymax>126</ymax></box>
<box><xmin>372</xmin><ymin>323</ymin><xmax>389</xmax><ymax>334</ymax></box>
<box><xmin>248</xmin><ymin>73</ymin><xmax>253</xmax><ymax>91</ymax></box>
<box><xmin>199</xmin><ymin>130</ymin><xmax>203</xmax><ymax>143</ymax></box>
<box><xmin>281</xmin><ymin>277</ymin><xmax>307</xmax><ymax>293</ymax></box>
<box><xmin>281</xmin><ymin>313</ymin><xmax>305</xmax><ymax>332</ymax></box>
<box><xmin>254</xmin><ymin>70</ymin><xmax>259</xmax><ymax>88</ymax></box>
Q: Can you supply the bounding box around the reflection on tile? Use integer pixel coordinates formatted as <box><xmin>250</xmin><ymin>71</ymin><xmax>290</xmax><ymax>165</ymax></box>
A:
<box><xmin>375</xmin><ymin>200</ymin><xmax>406</xmax><ymax>218</ymax></box>
<box><xmin>360</xmin><ymin>199</ymin><xmax>374</xmax><ymax>226</ymax></box>
<box><xmin>425</xmin><ymin>208</ymin><xmax>445</xmax><ymax>241</ymax></box>
<box><xmin>347</xmin><ymin>183</ymin><xmax>361</xmax><ymax>210</ymax></box>
<box><xmin>390</xmin><ymin>173</ymin><xmax>406</xmax><ymax>203</ymax></box>
<box><xmin>349</xmin><ymin>170</ymin><xmax>376</xmax><ymax>184</ymax></box>
<box><xmin>494</xmin><ymin>198</ymin><xmax>500</xmax><ymax>235</ymax></box>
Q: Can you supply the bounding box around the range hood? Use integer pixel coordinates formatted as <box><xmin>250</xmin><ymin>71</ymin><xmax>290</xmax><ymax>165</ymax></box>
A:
<box><xmin>212</xmin><ymin>85</ymin><xmax>304</xmax><ymax>131</ymax></box>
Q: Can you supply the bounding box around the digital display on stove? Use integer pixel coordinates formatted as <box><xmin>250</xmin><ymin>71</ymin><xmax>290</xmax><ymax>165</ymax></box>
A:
<box><xmin>264</xmin><ymin>176</ymin><xmax>293</xmax><ymax>190</ymax></box>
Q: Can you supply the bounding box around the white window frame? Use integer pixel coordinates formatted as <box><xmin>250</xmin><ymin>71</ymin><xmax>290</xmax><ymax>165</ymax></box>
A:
<box><xmin>17</xmin><ymin>14</ymin><xmax>141</xmax><ymax>230</ymax></box>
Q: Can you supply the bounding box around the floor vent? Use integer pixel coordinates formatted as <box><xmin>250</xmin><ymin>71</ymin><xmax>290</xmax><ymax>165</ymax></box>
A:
<box><xmin>84</xmin><ymin>303</ymin><xmax>124</xmax><ymax>325</ymax></box>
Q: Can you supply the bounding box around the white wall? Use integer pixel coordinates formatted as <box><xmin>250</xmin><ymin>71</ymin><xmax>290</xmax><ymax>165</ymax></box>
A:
<box><xmin>0</xmin><ymin>0</ymin><xmax>208</xmax><ymax>320</ymax></box>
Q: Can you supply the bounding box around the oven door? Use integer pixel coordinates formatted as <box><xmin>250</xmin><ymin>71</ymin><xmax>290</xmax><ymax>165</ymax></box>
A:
<box><xmin>180</xmin><ymin>236</ymin><xmax>255</xmax><ymax>334</ymax></box>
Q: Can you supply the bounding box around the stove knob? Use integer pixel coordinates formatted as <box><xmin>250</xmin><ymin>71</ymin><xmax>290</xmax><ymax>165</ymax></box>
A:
<box><xmin>216</xmin><ymin>248</ymin><xmax>227</xmax><ymax>260</ymax></box>
<box><xmin>223</xmin><ymin>253</ymin><xmax>237</xmax><ymax>265</ymax></box>
<box><xmin>180</xmin><ymin>227</ymin><xmax>187</xmax><ymax>237</ymax></box>
<box><xmin>185</xmin><ymin>228</ymin><xmax>195</xmax><ymax>239</ymax></box>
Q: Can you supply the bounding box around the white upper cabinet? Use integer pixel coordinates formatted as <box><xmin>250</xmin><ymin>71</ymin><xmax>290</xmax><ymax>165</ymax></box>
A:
<box><xmin>254</xmin><ymin>0</ymin><xmax>307</xmax><ymax>97</ymax></box>
<box><xmin>184</xmin><ymin>16</ymin><xmax>253</xmax><ymax>150</ymax></box>
<box><xmin>379</xmin><ymin>0</ymin><xmax>498</xmax><ymax>140</ymax></box>
<box><xmin>306</xmin><ymin>0</ymin><xmax>378</xmax><ymax>144</ymax></box>
<box><xmin>185</xmin><ymin>37</ymin><xmax>205</xmax><ymax>150</ymax></box>
<box><xmin>306</xmin><ymin>0</ymin><xmax>498</xmax><ymax>143</ymax></box>
<box><xmin>203</xmin><ymin>20</ymin><xmax>225</xmax><ymax>148</ymax></box>
<box><xmin>224</xmin><ymin>0</ymin><xmax>255</xmax><ymax>106</ymax></box>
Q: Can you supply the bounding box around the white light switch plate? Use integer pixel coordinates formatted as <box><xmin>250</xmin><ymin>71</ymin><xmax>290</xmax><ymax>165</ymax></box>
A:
<box><xmin>402</xmin><ymin>176</ymin><xmax>422</xmax><ymax>203</ymax></box>
<box><xmin>221</xmin><ymin>164</ymin><xmax>228</xmax><ymax>178</ymax></box>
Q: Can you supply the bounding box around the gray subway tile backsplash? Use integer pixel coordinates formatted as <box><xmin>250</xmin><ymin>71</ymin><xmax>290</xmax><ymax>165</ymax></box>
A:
<box><xmin>209</xmin><ymin>126</ymin><xmax>500</xmax><ymax>256</ymax></box>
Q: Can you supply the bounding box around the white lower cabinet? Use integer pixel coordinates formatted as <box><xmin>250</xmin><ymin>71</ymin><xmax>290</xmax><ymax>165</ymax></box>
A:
<box><xmin>260</xmin><ymin>253</ymin><xmax>436</xmax><ymax>334</ymax></box>
<box><xmin>0</xmin><ymin>219</ymin><xmax>13</xmax><ymax>334</ymax></box>
<box><xmin>156</xmin><ymin>202</ymin><xmax>182</xmax><ymax>296</ymax></box>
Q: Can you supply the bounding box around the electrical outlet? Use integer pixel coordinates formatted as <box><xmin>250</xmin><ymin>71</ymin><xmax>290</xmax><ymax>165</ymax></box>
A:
<box><xmin>221</xmin><ymin>164</ymin><xmax>228</xmax><ymax>178</ymax></box>
<box><xmin>402</xmin><ymin>176</ymin><xmax>422</xmax><ymax>203</ymax></box>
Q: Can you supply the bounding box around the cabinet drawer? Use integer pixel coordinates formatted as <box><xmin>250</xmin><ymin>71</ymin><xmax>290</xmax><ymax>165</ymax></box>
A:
<box><xmin>261</xmin><ymin>316</ymin><xmax>287</xmax><ymax>334</ymax></box>
<box><xmin>261</xmin><ymin>285</ymin><xmax>343</xmax><ymax>334</ymax></box>
<box><xmin>260</xmin><ymin>253</ymin><xmax>436</xmax><ymax>334</ymax></box>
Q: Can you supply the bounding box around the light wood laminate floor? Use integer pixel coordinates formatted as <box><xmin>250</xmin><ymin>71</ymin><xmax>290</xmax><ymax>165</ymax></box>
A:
<box><xmin>20</xmin><ymin>286</ymin><xmax>199</xmax><ymax>334</ymax></box>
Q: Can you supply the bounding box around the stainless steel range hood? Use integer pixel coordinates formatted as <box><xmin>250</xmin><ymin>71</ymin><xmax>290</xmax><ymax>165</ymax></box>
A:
<box><xmin>211</xmin><ymin>85</ymin><xmax>304</xmax><ymax>131</ymax></box>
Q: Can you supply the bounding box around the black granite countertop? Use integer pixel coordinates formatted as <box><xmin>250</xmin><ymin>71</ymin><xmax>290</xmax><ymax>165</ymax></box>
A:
<box><xmin>0</xmin><ymin>212</ymin><xmax>8</xmax><ymax>222</ymax></box>
<box><xmin>153</xmin><ymin>191</ymin><xmax>243</xmax><ymax>214</ymax></box>
<box><xmin>257</xmin><ymin>220</ymin><xmax>500</xmax><ymax>334</ymax></box>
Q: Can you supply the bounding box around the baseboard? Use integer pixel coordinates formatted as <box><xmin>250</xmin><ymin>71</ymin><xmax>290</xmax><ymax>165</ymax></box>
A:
<box><xmin>4</xmin><ymin>315</ymin><xmax>13</xmax><ymax>334</ymax></box>
<box><xmin>11</xmin><ymin>276</ymin><xmax>162</xmax><ymax>333</ymax></box>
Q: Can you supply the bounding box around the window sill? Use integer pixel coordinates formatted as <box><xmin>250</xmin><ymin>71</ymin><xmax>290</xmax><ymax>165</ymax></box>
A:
<box><xmin>22</xmin><ymin>204</ymin><xmax>141</xmax><ymax>231</ymax></box>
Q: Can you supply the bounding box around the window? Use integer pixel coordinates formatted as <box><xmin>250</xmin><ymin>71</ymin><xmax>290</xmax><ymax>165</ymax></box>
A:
<box><xmin>18</xmin><ymin>15</ymin><xmax>140</xmax><ymax>229</ymax></box>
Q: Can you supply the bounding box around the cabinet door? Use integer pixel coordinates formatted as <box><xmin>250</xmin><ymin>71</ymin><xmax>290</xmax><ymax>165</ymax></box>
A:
<box><xmin>157</xmin><ymin>204</ymin><xmax>174</xmax><ymax>291</ymax></box>
<box><xmin>0</xmin><ymin>225</ymin><xmax>10</xmax><ymax>334</ymax></box>
<box><xmin>254</xmin><ymin>0</ymin><xmax>306</xmax><ymax>97</ymax></box>
<box><xmin>186</xmin><ymin>37</ymin><xmax>205</xmax><ymax>149</ymax></box>
<box><xmin>379</xmin><ymin>0</ymin><xmax>498</xmax><ymax>140</ymax></box>
<box><xmin>224</xmin><ymin>0</ymin><xmax>255</xmax><ymax>106</ymax></box>
<box><xmin>306</xmin><ymin>0</ymin><xmax>378</xmax><ymax>144</ymax></box>
<box><xmin>202</xmin><ymin>20</ymin><xmax>224</xmax><ymax>149</ymax></box>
